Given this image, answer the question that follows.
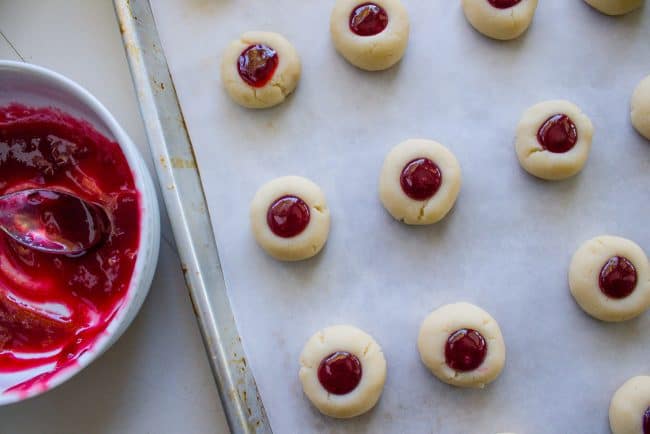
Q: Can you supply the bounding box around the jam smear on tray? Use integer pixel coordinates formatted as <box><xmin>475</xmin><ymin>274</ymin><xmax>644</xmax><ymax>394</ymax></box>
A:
<box><xmin>643</xmin><ymin>406</ymin><xmax>650</xmax><ymax>434</ymax></box>
<box><xmin>349</xmin><ymin>3</ymin><xmax>389</xmax><ymax>36</ymax></box>
<box><xmin>238</xmin><ymin>44</ymin><xmax>279</xmax><ymax>88</ymax></box>
<box><xmin>0</xmin><ymin>104</ymin><xmax>140</xmax><ymax>394</ymax></box>
<box><xmin>445</xmin><ymin>328</ymin><xmax>487</xmax><ymax>372</ymax></box>
<box><xmin>400</xmin><ymin>158</ymin><xmax>443</xmax><ymax>201</ymax></box>
<box><xmin>266</xmin><ymin>195</ymin><xmax>310</xmax><ymax>238</ymax></box>
<box><xmin>599</xmin><ymin>256</ymin><xmax>637</xmax><ymax>299</ymax></box>
<box><xmin>317</xmin><ymin>351</ymin><xmax>363</xmax><ymax>395</ymax></box>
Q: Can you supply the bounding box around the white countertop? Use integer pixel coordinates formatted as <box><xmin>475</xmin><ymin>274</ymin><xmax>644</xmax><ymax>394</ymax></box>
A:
<box><xmin>0</xmin><ymin>2</ymin><xmax>230</xmax><ymax>433</ymax></box>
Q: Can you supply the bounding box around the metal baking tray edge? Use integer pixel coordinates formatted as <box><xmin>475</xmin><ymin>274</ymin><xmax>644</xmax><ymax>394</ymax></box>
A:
<box><xmin>113</xmin><ymin>1</ymin><xmax>272</xmax><ymax>433</ymax></box>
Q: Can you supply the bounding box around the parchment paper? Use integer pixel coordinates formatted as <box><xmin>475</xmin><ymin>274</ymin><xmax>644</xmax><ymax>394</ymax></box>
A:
<box><xmin>149</xmin><ymin>0</ymin><xmax>650</xmax><ymax>432</ymax></box>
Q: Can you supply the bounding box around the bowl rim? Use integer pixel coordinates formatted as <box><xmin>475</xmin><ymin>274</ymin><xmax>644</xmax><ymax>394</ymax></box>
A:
<box><xmin>0</xmin><ymin>60</ymin><xmax>160</xmax><ymax>405</ymax></box>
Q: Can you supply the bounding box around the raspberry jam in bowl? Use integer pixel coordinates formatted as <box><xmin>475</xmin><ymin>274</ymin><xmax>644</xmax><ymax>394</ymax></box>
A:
<box><xmin>0</xmin><ymin>61</ymin><xmax>159</xmax><ymax>404</ymax></box>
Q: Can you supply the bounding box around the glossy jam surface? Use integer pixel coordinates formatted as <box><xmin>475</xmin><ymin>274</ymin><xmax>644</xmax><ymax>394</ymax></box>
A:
<box><xmin>266</xmin><ymin>195</ymin><xmax>310</xmax><ymax>238</ymax></box>
<box><xmin>445</xmin><ymin>329</ymin><xmax>487</xmax><ymax>372</ymax></box>
<box><xmin>317</xmin><ymin>351</ymin><xmax>362</xmax><ymax>395</ymax></box>
<box><xmin>599</xmin><ymin>256</ymin><xmax>637</xmax><ymax>299</ymax></box>
<box><xmin>349</xmin><ymin>3</ymin><xmax>389</xmax><ymax>36</ymax></box>
<box><xmin>643</xmin><ymin>407</ymin><xmax>650</xmax><ymax>434</ymax></box>
<box><xmin>400</xmin><ymin>158</ymin><xmax>443</xmax><ymax>201</ymax></box>
<box><xmin>537</xmin><ymin>114</ymin><xmax>578</xmax><ymax>153</ymax></box>
<box><xmin>0</xmin><ymin>104</ymin><xmax>140</xmax><ymax>393</ymax></box>
<box><xmin>487</xmin><ymin>0</ymin><xmax>522</xmax><ymax>8</ymax></box>
<box><xmin>237</xmin><ymin>44</ymin><xmax>279</xmax><ymax>88</ymax></box>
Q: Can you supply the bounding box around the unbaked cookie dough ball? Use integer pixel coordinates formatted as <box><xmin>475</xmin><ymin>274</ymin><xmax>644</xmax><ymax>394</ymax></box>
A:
<box><xmin>221</xmin><ymin>31</ymin><xmax>301</xmax><ymax>109</ymax></box>
<box><xmin>250</xmin><ymin>176</ymin><xmax>330</xmax><ymax>261</ymax></box>
<box><xmin>299</xmin><ymin>325</ymin><xmax>387</xmax><ymax>419</ymax></box>
<box><xmin>379</xmin><ymin>139</ymin><xmax>462</xmax><ymax>225</ymax></box>
<box><xmin>462</xmin><ymin>0</ymin><xmax>538</xmax><ymax>40</ymax></box>
<box><xmin>584</xmin><ymin>0</ymin><xmax>643</xmax><ymax>15</ymax></box>
<box><xmin>417</xmin><ymin>302</ymin><xmax>506</xmax><ymax>388</ymax></box>
<box><xmin>632</xmin><ymin>75</ymin><xmax>650</xmax><ymax>140</ymax></box>
<box><xmin>330</xmin><ymin>0</ymin><xmax>410</xmax><ymax>71</ymax></box>
<box><xmin>609</xmin><ymin>376</ymin><xmax>650</xmax><ymax>434</ymax></box>
<box><xmin>569</xmin><ymin>236</ymin><xmax>650</xmax><ymax>322</ymax></box>
<box><xmin>515</xmin><ymin>100</ymin><xmax>594</xmax><ymax>181</ymax></box>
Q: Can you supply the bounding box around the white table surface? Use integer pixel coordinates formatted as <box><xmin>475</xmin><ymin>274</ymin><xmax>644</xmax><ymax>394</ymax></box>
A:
<box><xmin>0</xmin><ymin>1</ymin><xmax>230</xmax><ymax>433</ymax></box>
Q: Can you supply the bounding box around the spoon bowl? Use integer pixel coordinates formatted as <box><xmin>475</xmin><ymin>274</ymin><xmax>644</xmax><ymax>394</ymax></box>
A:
<box><xmin>0</xmin><ymin>189</ymin><xmax>110</xmax><ymax>255</ymax></box>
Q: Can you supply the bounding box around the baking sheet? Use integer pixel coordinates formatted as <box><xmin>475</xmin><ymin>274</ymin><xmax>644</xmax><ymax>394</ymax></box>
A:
<box><xmin>149</xmin><ymin>0</ymin><xmax>650</xmax><ymax>432</ymax></box>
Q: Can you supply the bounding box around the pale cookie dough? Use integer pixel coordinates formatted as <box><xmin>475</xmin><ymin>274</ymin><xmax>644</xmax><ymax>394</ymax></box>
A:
<box><xmin>330</xmin><ymin>0</ymin><xmax>410</xmax><ymax>71</ymax></box>
<box><xmin>299</xmin><ymin>325</ymin><xmax>387</xmax><ymax>419</ymax></box>
<box><xmin>417</xmin><ymin>302</ymin><xmax>506</xmax><ymax>388</ymax></box>
<box><xmin>221</xmin><ymin>31</ymin><xmax>301</xmax><ymax>109</ymax></box>
<box><xmin>584</xmin><ymin>0</ymin><xmax>643</xmax><ymax>15</ymax></box>
<box><xmin>515</xmin><ymin>100</ymin><xmax>594</xmax><ymax>181</ymax></box>
<box><xmin>462</xmin><ymin>0</ymin><xmax>538</xmax><ymax>40</ymax></box>
<box><xmin>379</xmin><ymin>139</ymin><xmax>462</xmax><ymax>225</ymax></box>
<box><xmin>609</xmin><ymin>376</ymin><xmax>650</xmax><ymax>434</ymax></box>
<box><xmin>632</xmin><ymin>75</ymin><xmax>650</xmax><ymax>140</ymax></box>
<box><xmin>250</xmin><ymin>176</ymin><xmax>330</xmax><ymax>261</ymax></box>
<box><xmin>569</xmin><ymin>236</ymin><xmax>650</xmax><ymax>322</ymax></box>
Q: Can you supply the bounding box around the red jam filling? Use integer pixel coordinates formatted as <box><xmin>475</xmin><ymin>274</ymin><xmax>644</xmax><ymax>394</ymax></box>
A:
<box><xmin>349</xmin><ymin>3</ymin><xmax>389</xmax><ymax>36</ymax></box>
<box><xmin>237</xmin><ymin>44</ymin><xmax>279</xmax><ymax>88</ymax></box>
<box><xmin>487</xmin><ymin>0</ymin><xmax>522</xmax><ymax>8</ymax></box>
<box><xmin>643</xmin><ymin>407</ymin><xmax>650</xmax><ymax>434</ymax></box>
<box><xmin>400</xmin><ymin>158</ymin><xmax>442</xmax><ymax>201</ymax></box>
<box><xmin>445</xmin><ymin>329</ymin><xmax>487</xmax><ymax>372</ymax></box>
<box><xmin>0</xmin><ymin>104</ymin><xmax>140</xmax><ymax>393</ymax></box>
<box><xmin>266</xmin><ymin>195</ymin><xmax>310</xmax><ymax>238</ymax></box>
<box><xmin>599</xmin><ymin>256</ymin><xmax>637</xmax><ymax>299</ymax></box>
<box><xmin>537</xmin><ymin>114</ymin><xmax>578</xmax><ymax>153</ymax></box>
<box><xmin>317</xmin><ymin>351</ymin><xmax>362</xmax><ymax>395</ymax></box>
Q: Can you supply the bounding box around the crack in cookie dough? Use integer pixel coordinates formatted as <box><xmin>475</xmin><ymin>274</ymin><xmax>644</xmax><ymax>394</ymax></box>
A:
<box><xmin>379</xmin><ymin>139</ymin><xmax>462</xmax><ymax>225</ymax></box>
<box><xmin>221</xmin><ymin>31</ymin><xmax>301</xmax><ymax>109</ymax></box>
<box><xmin>462</xmin><ymin>0</ymin><xmax>538</xmax><ymax>41</ymax></box>
<box><xmin>250</xmin><ymin>176</ymin><xmax>330</xmax><ymax>261</ymax></box>
<box><xmin>330</xmin><ymin>0</ymin><xmax>410</xmax><ymax>71</ymax></box>
<box><xmin>569</xmin><ymin>235</ymin><xmax>650</xmax><ymax>322</ymax></box>
<box><xmin>515</xmin><ymin>100</ymin><xmax>594</xmax><ymax>181</ymax></box>
<box><xmin>299</xmin><ymin>325</ymin><xmax>387</xmax><ymax>419</ymax></box>
<box><xmin>418</xmin><ymin>302</ymin><xmax>506</xmax><ymax>388</ymax></box>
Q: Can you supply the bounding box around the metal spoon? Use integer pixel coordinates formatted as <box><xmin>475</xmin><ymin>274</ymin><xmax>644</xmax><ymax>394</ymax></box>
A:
<box><xmin>0</xmin><ymin>189</ymin><xmax>110</xmax><ymax>255</ymax></box>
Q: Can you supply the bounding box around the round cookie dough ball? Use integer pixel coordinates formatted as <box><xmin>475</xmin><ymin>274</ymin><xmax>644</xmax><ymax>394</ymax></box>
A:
<box><xmin>515</xmin><ymin>100</ymin><xmax>594</xmax><ymax>181</ymax></box>
<box><xmin>221</xmin><ymin>31</ymin><xmax>301</xmax><ymax>109</ymax></box>
<box><xmin>632</xmin><ymin>75</ymin><xmax>650</xmax><ymax>140</ymax></box>
<box><xmin>379</xmin><ymin>139</ymin><xmax>462</xmax><ymax>225</ymax></box>
<box><xmin>584</xmin><ymin>0</ymin><xmax>643</xmax><ymax>15</ymax></box>
<box><xmin>462</xmin><ymin>0</ymin><xmax>538</xmax><ymax>41</ymax></box>
<box><xmin>417</xmin><ymin>302</ymin><xmax>506</xmax><ymax>388</ymax></box>
<box><xmin>330</xmin><ymin>0</ymin><xmax>410</xmax><ymax>71</ymax></box>
<box><xmin>569</xmin><ymin>236</ymin><xmax>650</xmax><ymax>322</ymax></box>
<box><xmin>609</xmin><ymin>376</ymin><xmax>650</xmax><ymax>434</ymax></box>
<box><xmin>299</xmin><ymin>325</ymin><xmax>387</xmax><ymax>419</ymax></box>
<box><xmin>250</xmin><ymin>176</ymin><xmax>330</xmax><ymax>261</ymax></box>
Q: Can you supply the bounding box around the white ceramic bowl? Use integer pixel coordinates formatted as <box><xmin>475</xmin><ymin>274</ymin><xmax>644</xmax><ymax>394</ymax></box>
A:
<box><xmin>0</xmin><ymin>60</ymin><xmax>160</xmax><ymax>404</ymax></box>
